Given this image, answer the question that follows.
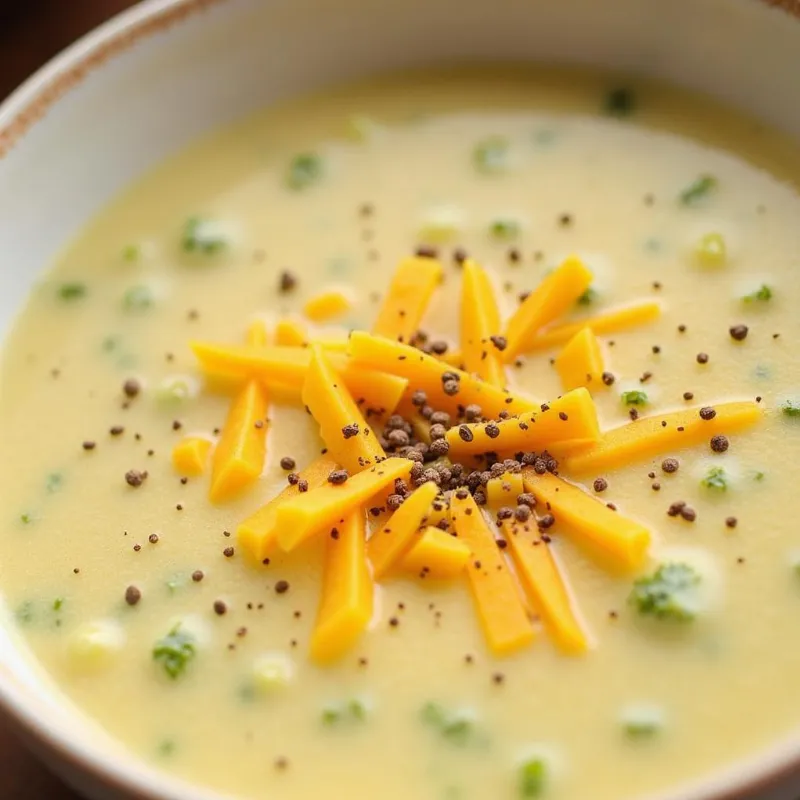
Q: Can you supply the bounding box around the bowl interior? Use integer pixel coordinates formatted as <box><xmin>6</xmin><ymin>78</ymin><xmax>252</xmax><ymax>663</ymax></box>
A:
<box><xmin>0</xmin><ymin>0</ymin><xmax>799</xmax><ymax>798</ymax></box>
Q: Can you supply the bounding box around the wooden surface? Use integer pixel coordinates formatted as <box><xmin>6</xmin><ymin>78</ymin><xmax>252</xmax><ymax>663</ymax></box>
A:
<box><xmin>1</xmin><ymin>3</ymin><xmax>138</xmax><ymax>795</ymax></box>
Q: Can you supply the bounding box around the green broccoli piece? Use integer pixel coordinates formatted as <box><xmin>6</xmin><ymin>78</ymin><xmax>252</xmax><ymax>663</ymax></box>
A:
<box><xmin>629</xmin><ymin>563</ymin><xmax>701</xmax><ymax>622</ymax></box>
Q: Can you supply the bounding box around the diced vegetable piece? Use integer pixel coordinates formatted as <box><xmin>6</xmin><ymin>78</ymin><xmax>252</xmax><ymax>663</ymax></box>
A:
<box><xmin>485</xmin><ymin>472</ymin><xmax>524</xmax><ymax>508</ymax></box>
<box><xmin>190</xmin><ymin>343</ymin><xmax>407</xmax><ymax>416</ymax></box>
<box><xmin>564</xmin><ymin>401</ymin><xmax>762</xmax><ymax>474</ymax></box>
<box><xmin>152</xmin><ymin>625</ymin><xmax>196</xmax><ymax>679</ymax></box>
<box><xmin>237</xmin><ymin>456</ymin><xmax>338</xmax><ymax>561</ymax></box>
<box><xmin>58</xmin><ymin>282</ymin><xmax>87</xmax><ymax>301</ymax></box>
<box><xmin>303</xmin><ymin>290</ymin><xmax>351</xmax><ymax>322</ymax></box>
<box><xmin>518</xmin><ymin>757</ymin><xmax>548</xmax><ymax>798</ymax></box>
<box><xmin>276</xmin><ymin>458</ymin><xmax>412</xmax><ymax>551</ymax></box>
<box><xmin>349</xmin><ymin>332</ymin><xmax>536</xmax><ymax>417</ymax></box>
<box><xmin>417</xmin><ymin>205</ymin><xmax>464</xmax><ymax>243</ymax></box>
<box><xmin>171</xmin><ymin>436</ymin><xmax>211</xmax><ymax>477</ymax></box>
<box><xmin>209</xmin><ymin>380</ymin><xmax>269</xmax><ymax>503</ymax></box>
<box><xmin>621</xmin><ymin>390</ymin><xmax>648</xmax><ymax>406</ymax></box>
<box><xmin>251</xmin><ymin>653</ymin><xmax>294</xmax><ymax>694</ymax></box>
<box><xmin>367</xmin><ymin>481</ymin><xmax>440</xmax><ymax>578</ymax></box>
<box><xmin>621</xmin><ymin>705</ymin><xmax>664</xmax><ymax>738</ymax></box>
<box><xmin>501</xmin><ymin>519</ymin><xmax>587</xmax><ymax>653</ymax></box>
<box><xmin>694</xmin><ymin>232</ymin><xmax>727</xmax><ymax>266</ymax></box>
<box><xmin>446</xmin><ymin>388</ymin><xmax>599</xmax><ymax>457</ymax></box>
<box><xmin>554</xmin><ymin>327</ymin><xmax>605</xmax><ymax>392</ymax></box>
<box><xmin>274</xmin><ymin>318</ymin><xmax>307</xmax><ymax>347</ymax></box>
<box><xmin>629</xmin><ymin>563</ymin><xmax>701</xmax><ymax>621</ymax></box>
<box><xmin>504</xmin><ymin>255</ymin><xmax>593</xmax><ymax>360</ymax></box>
<box><xmin>302</xmin><ymin>345</ymin><xmax>385</xmax><ymax>473</ymax></box>
<box><xmin>474</xmin><ymin>137</ymin><xmax>510</xmax><ymax>174</ymax></box>
<box><xmin>781</xmin><ymin>400</ymin><xmax>800</xmax><ymax>418</ymax></box>
<box><xmin>489</xmin><ymin>217</ymin><xmax>521</xmax><ymax>240</ymax></box>
<box><xmin>520</xmin><ymin>302</ymin><xmax>661</xmax><ymax>352</ymax></box>
<box><xmin>701</xmin><ymin>466</ymin><xmax>729</xmax><ymax>491</ymax></box>
<box><xmin>122</xmin><ymin>285</ymin><xmax>155</xmax><ymax>311</ymax></box>
<box><xmin>460</xmin><ymin>259</ymin><xmax>505</xmax><ymax>387</ymax></box>
<box><xmin>399</xmin><ymin>526</ymin><xmax>470</xmax><ymax>578</ymax></box>
<box><xmin>742</xmin><ymin>284</ymin><xmax>772</xmax><ymax>304</ymax></box>
<box><xmin>450</xmin><ymin>492</ymin><xmax>534</xmax><ymax>655</ymax></box>
<box><xmin>182</xmin><ymin>217</ymin><xmax>228</xmax><ymax>254</ymax></box>
<box><xmin>522</xmin><ymin>471</ymin><xmax>650</xmax><ymax>571</ymax></box>
<box><xmin>372</xmin><ymin>256</ymin><xmax>443</xmax><ymax>342</ymax></box>
<box><xmin>286</xmin><ymin>153</ymin><xmax>323</xmax><ymax>190</ymax></box>
<box><xmin>310</xmin><ymin>512</ymin><xmax>373</xmax><ymax>664</ymax></box>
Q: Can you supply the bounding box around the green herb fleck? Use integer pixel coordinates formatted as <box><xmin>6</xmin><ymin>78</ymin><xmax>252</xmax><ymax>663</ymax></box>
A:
<box><xmin>58</xmin><ymin>282</ymin><xmax>87</xmax><ymax>301</ymax></box>
<box><xmin>518</xmin><ymin>758</ymin><xmax>547</xmax><ymax>798</ymax></box>
<box><xmin>157</xmin><ymin>739</ymin><xmax>176</xmax><ymax>758</ymax></box>
<box><xmin>679</xmin><ymin>174</ymin><xmax>718</xmax><ymax>206</ymax></box>
<box><xmin>473</xmin><ymin>137</ymin><xmax>510</xmax><ymax>174</ymax></box>
<box><xmin>122</xmin><ymin>285</ymin><xmax>155</xmax><ymax>311</ymax></box>
<box><xmin>121</xmin><ymin>244</ymin><xmax>141</xmax><ymax>262</ymax></box>
<box><xmin>604</xmin><ymin>87</ymin><xmax>636</xmax><ymax>117</ymax></box>
<box><xmin>621</xmin><ymin>390</ymin><xmax>648</xmax><ymax>406</ymax></box>
<box><xmin>46</xmin><ymin>472</ymin><xmax>63</xmax><ymax>493</ymax></box>
<box><xmin>577</xmin><ymin>287</ymin><xmax>597</xmax><ymax>306</ymax></box>
<box><xmin>286</xmin><ymin>153</ymin><xmax>323</xmax><ymax>190</ymax></box>
<box><xmin>742</xmin><ymin>284</ymin><xmax>772</xmax><ymax>303</ymax></box>
<box><xmin>621</xmin><ymin>705</ymin><xmax>663</xmax><ymax>739</ymax></box>
<box><xmin>489</xmin><ymin>218</ymin><xmax>521</xmax><ymax>241</ymax></box>
<box><xmin>781</xmin><ymin>400</ymin><xmax>800</xmax><ymax>418</ymax></box>
<box><xmin>20</xmin><ymin>513</ymin><xmax>32</xmax><ymax>525</ymax></box>
<box><xmin>153</xmin><ymin>625</ymin><xmax>196</xmax><ymax>679</ymax></box>
<box><xmin>421</xmin><ymin>702</ymin><xmax>475</xmax><ymax>747</ymax></box>
<box><xmin>15</xmin><ymin>601</ymin><xmax>34</xmax><ymax>625</ymax></box>
<box><xmin>322</xmin><ymin>698</ymin><xmax>368</xmax><ymax>726</ymax></box>
<box><xmin>701</xmin><ymin>466</ymin><xmax>729</xmax><ymax>492</ymax></box>
<box><xmin>101</xmin><ymin>335</ymin><xmax>120</xmax><ymax>353</ymax></box>
<box><xmin>694</xmin><ymin>232</ymin><xmax>727</xmax><ymax>266</ymax></box>
<box><xmin>53</xmin><ymin>597</ymin><xmax>64</xmax><ymax>612</ymax></box>
<box><xmin>182</xmin><ymin>217</ymin><xmax>228</xmax><ymax>254</ymax></box>
<box><xmin>753</xmin><ymin>470</ymin><xmax>766</xmax><ymax>482</ymax></box>
<box><xmin>629</xmin><ymin>562</ymin><xmax>701</xmax><ymax>622</ymax></box>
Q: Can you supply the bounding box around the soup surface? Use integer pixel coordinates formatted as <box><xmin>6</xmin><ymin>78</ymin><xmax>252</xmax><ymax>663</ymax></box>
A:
<box><xmin>2</xmin><ymin>67</ymin><xmax>800</xmax><ymax>800</ymax></box>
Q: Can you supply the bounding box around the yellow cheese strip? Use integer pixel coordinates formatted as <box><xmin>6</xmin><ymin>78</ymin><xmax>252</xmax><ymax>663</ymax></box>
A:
<box><xmin>367</xmin><ymin>481</ymin><xmax>439</xmax><ymax>579</ymax></box>
<box><xmin>564</xmin><ymin>401</ymin><xmax>762</xmax><ymax>475</ymax></box>
<box><xmin>450</xmin><ymin>491</ymin><xmax>535</xmax><ymax>656</ymax></box>
<box><xmin>500</xmin><ymin>519</ymin><xmax>588</xmax><ymax>654</ymax></box>
<box><xmin>522</xmin><ymin>471</ymin><xmax>650</xmax><ymax>572</ymax></box>
<box><xmin>460</xmin><ymin>260</ymin><xmax>505</xmax><ymax>387</ymax></box>
<box><xmin>504</xmin><ymin>255</ymin><xmax>593</xmax><ymax>360</ymax></box>
<box><xmin>399</xmin><ymin>526</ymin><xmax>470</xmax><ymax>579</ymax></box>
<box><xmin>372</xmin><ymin>255</ymin><xmax>443</xmax><ymax>342</ymax></box>
<box><xmin>310</xmin><ymin>511</ymin><xmax>373</xmax><ymax>664</ymax></box>
<box><xmin>237</xmin><ymin>456</ymin><xmax>338</xmax><ymax>562</ymax></box>
<box><xmin>485</xmin><ymin>471</ymin><xmax>524</xmax><ymax>508</ymax></box>
<box><xmin>209</xmin><ymin>381</ymin><xmax>269</xmax><ymax>502</ymax></box>
<box><xmin>208</xmin><ymin>323</ymin><xmax>270</xmax><ymax>503</ymax></box>
<box><xmin>274</xmin><ymin>318</ymin><xmax>307</xmax><ymax>347</ymax></box>
<box><xmin>191</xmin><ymin>342</ymin><xmax>407</xmax><ymax>416</ymax></box>
<box><xmin>555</xmin><ymin>327</ymin><xmax>605</xmax><ymax>392</ymax></box>
<box><xmin>276</xmin><ymin>457</ymin><xmax>412</xmax><ymax>551</ymax></box>
<box><xmin>437</xmin><ymin>348</ymin><xmax>465</xmax><ymax>369</ymax></box>
<box><xmin>303</xmin><ymin>290</ymin><xmax>351</xmax><ymax>322</ymax></box>
<box><xmin>348</xmin><ymin>332</ymin><xmax>537</xmax><ymax>417</ymax></box>
<box><xmin>302</xmin><ymin>345</ymin><xmax>386</xmax><ymax>473</ymax></box>
<box><xmin>171</xmin><ymin>436</ymin><xmax>212</xmax><ymax>477</ymax></box>
<box><xmin>520</xmin><ymin>301</ymin><xmax>661</xmax><ymax>353</ymax></box>
<box><xmin>446</xmin><ymin>387</ymin><xmax>599</xmax><ymax>457</ymax></box>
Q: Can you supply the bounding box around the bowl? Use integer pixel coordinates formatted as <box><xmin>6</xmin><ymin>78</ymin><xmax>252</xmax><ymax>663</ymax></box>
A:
<box><xmin>1</xmin><ymin>0</ymin><xmax>800</xmax><ymax>797</ymax></box>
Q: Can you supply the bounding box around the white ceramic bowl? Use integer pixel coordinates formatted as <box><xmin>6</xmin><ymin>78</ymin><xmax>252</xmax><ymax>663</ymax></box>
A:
<box><xmin>1</xmin><ymin>0</ymin><xmax>800</xmax><ymax>797</ymax></box>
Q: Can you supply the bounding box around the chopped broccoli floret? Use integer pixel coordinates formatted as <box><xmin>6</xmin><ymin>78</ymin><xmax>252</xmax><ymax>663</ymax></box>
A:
<box><xmin>629</xmin><ymin>563</ymin><xmax>701</xmax><ymax>621</ymax></box>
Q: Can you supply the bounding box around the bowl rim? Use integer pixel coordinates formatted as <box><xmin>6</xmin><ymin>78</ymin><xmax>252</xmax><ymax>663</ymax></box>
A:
<box><xmin>1</xmin><ymin>1</ymin><xmax>800</xmax><ymax>799</ymax></box>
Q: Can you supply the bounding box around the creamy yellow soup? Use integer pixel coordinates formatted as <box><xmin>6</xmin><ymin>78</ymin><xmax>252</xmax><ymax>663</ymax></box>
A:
<box><xmin>2</xmin><ymin>67</ymin><xmax>800</xmax><ymax>800</ymax></box>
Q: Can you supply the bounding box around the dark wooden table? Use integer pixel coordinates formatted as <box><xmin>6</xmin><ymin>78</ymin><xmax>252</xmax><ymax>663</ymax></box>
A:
<box><xmin>0</xmin><ymin>3</ymin><xmax>137</xmax><ymax>796</ymax></box>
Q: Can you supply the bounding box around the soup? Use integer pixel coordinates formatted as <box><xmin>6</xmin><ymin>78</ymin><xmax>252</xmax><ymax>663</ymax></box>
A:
<box><xmin>1</xmin><ymin>67</ymin><xmax>800</xmax><ymax>800</ymax></box>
